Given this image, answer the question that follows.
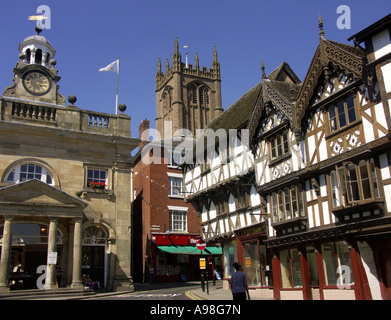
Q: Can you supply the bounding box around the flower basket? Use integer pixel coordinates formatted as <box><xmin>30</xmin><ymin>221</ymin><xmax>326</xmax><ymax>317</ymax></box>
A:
<box><xmin>88</xmin><ymin>181</ymin><xmax>106</xmax><ymax>190</ymax></box>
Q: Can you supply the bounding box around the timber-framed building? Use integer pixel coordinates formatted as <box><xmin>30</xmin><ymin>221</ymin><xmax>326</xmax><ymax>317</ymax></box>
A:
<box><xmin>183</xmin><ymin>14</ymin><xmax>391</xmax><ymax>300</ymax></box>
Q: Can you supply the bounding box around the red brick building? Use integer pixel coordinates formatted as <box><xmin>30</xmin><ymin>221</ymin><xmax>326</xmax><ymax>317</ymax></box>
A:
<box><xmin>132</xmin><ymin>120</ymin><xmax>222</xmax><ymax>282</ymax></box>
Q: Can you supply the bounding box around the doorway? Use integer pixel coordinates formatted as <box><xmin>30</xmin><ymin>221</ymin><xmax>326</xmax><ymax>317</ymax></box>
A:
<box><xmin>82</xmin><ymin>246</ymin><xmax>105</xmax><ymax>288</ymax></box>
<box><xmin>82</xmin><ymin>225</ymin><xmax>108</xmax><ymax>289</ymax></box>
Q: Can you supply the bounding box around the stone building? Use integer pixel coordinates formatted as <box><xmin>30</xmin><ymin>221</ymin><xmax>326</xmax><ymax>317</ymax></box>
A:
<box><xmin>0</xmin><ymin>28</ymin><xmax>139</xmax><ymax>292</ymax></box>
<box><xmin>155</xmin><ymin>37</ymin><xmax>224</xmax><ymax>138</ymax></box>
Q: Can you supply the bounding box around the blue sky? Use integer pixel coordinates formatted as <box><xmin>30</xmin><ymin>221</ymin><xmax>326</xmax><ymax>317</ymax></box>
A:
<box><xmin>1</xmin><ymin>0</ymin><xmax>390</xmax><ymax>139</ymax></box>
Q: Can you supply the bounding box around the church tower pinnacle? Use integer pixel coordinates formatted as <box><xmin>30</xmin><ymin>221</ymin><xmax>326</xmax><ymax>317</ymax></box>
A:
<box><xmin>155</xmin><ymin>38</ymin><xmax>223</xmax><ymax>138</ymax></box>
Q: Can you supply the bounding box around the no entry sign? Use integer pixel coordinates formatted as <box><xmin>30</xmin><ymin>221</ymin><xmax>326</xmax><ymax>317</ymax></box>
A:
<box><xmin>196</xmin><ymin>239</ymin><xmax>206</xmax><ymax>251</ymax></box>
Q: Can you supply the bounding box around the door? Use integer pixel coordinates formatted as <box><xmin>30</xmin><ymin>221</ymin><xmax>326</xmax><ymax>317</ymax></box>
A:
<box><xmin>82</xmin><ymin>246</ymin><xmax>105</xmax><ymax>288</ymax></box>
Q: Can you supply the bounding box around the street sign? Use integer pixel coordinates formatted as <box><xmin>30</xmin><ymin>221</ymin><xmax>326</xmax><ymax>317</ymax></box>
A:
<box><xmin>199</xmin><ymin>258</ymin><xmax>206</xmax><ymax>270</ymax></box>
<box><xmin>196</xmin><ymin>239</ymin><xmax>206</xmax><ymax>251</ymax></box>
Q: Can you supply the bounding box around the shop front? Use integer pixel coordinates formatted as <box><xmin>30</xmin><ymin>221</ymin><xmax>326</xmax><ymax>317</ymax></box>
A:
<box><xmin>266</xmin><ymin>217</ymin><xmax>391</xmax><ymax>301</ymax></box>
<box><xmin>221</xmin><ymin>222</ymin><xmax>275</xmax><ymax>299</ymax></box>
<box><xmin>150</xmin><ymin>233</ymin><xmax>222</xmax><ymax>283</ymax></box>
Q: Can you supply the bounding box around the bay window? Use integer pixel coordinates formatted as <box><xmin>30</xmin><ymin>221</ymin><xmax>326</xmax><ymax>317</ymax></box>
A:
<box><xmin>329</xmin><ymin>158</ymin><xmax>380</xmax><ymax>208</ymax></box>
<box><xmin>271</xmin><ymin>185</ymin><xmax>305</xmax><ymax>222</ymax></box>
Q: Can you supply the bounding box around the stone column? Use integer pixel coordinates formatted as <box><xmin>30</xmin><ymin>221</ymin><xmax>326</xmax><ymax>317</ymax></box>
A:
<box><xmin>0</xmin><ymin>216</ymin><xmax>13</xmax><ymax>291</ymax></box>
<box><xmin>71</xmin><ymin>218</ymin><xmax>83</xmax><ymax>289</ymax></box>
<box><xmin>44</xmin><ymin>218</ymin><xmax>58</xmax><ymax>289</ymax></box>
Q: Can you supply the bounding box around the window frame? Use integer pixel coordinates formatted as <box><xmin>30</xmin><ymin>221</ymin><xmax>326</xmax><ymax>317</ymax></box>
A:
<box><xmin>279</xmin><ymin>248</ymin><xmax>303</xmax><ymax>288</ymax></box>
<box><xmin>86</xmin><ymin>168</ymin><xmax>108</xmax><ymax>189</ymax></box>
<box><xmin>328</xmin><ymin>94</ymin><xmax>358</xmax><ymax>133</ymax></box>
<box><xmin>328</xmin><ymin>158</ymin><xmax>381</xmax><ymax>209</ymax></box>
<box><xmin>169</xmin><ymin>210</ymin><xmax>187</xmax><ymax>232</ymax></box>
<box><xmin>321</xmin><ymin>241</ymin><xmax>354</xmax><ymax>288</ymax></box>
<box><xmin>168</xmin><ymin>176</ymin><xmax>183</xmax><ymax>198</ymax></box>
<box><xmin>270</xmin><ymin>129</ymin><xmax>290</xmax><ymax>160</ymax></box>
<box><xmin>270</xmin><ymin>185</ymin><xmax>306</xmax><ymax>223</ymax></box>
<box><xmin>5</xmin><ymin>162</ymin><xmax>54</xmax><ymax>186</ymax></box>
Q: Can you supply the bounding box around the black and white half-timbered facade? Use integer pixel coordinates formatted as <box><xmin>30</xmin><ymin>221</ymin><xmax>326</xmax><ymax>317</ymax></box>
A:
<box><xmin>183</xmin><ymin>14</ymin><xmax>391</xmax><ymax>300</ymax></box>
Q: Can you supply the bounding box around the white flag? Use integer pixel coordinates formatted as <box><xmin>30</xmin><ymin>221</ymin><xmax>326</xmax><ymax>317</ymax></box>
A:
<box><xmin>99</xmin><ymin>59</ymin><xmax>118</xmax><ymax>72</ymax></box>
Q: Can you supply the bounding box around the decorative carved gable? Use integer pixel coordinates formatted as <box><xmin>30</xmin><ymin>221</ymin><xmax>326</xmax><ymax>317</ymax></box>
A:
<box><xmin>295</xmin><ymin>37</ymin><xmax>366</xmax><ymax>133</ymax></box>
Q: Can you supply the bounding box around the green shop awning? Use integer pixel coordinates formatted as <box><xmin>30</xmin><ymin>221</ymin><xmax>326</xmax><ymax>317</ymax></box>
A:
<box><xmin>157</xmin><ymin>246</ymin><xmax>222</xmax><ymax>255</ymax></box>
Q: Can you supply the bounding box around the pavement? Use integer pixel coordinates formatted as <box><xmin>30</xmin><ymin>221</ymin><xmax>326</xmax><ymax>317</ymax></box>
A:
<box><xmin>104</xmin><ymin>280</ymin><xmax>271</xmax><ymax>300</ymax></box>
<box><xmin>0</xmin><ymin>280</ymin><xmax>272</xmax><ymax>300</ymax></box>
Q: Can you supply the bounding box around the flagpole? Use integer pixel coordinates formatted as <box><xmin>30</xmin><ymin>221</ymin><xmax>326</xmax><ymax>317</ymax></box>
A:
<box><xmin>115</xmin><ymin>57</ymin><xmax>119</xmax><ymax>115</ymax></box>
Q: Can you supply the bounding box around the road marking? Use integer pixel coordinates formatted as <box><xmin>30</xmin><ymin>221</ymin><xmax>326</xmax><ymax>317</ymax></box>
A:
<box><xmin>185</xmin><ymin>290</ymin><xmax>200</xmax><ymax>300</ymax></box>
<box><xmin>131</xmin><ymin>293</ymin><xmax>182</xmax><ymax>298</ymax></box>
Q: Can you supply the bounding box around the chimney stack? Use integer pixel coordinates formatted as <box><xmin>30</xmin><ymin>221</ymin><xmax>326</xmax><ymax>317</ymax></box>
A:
<box><xmin>139</xmin><ymin>119</ymin><xmax>150</xmax><ymax>150</ymax></box>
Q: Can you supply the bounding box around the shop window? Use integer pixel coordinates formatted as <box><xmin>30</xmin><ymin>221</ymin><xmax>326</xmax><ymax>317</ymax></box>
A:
<box><xmin>169</xmin><ymin>210</ymin><xmax>187</xmax><ymax>232</ymax></box>
<box><xmin>242</xmin><ymin>242</ymin><xmax>272</xmax><ymax>287</ymax></box>
<box><xmin>279</xmin><ymin>248</ymin><xmax>303</xmax><ymax>288</ymax></box>
<box><xmin>6</xmin><ymin>163</ymin><xmax>53</xmax><ymax>185</ymax></box>
<box><xmin>223</xmin><ymin>241</ymin><xmax>237</xmax><ymax>278</ymax></box>
<box><xmin>329</xmin><ymin>158</ymin><xmax>380</xmax><ymax>208</ymax></box>
<box><xmin>328</xmin><ymin>95</ymin><xmax>357</xmax><ymax>133</ymax></box>
<box><xmin>306</xmin><ymin>246</ymin><xmax>319</xmax><ymax>286</ymax></box>
<box><xmin>271</xmin><ymin>185</ymin><xmax>305</xmax><ymax>222</ymax></box>
<box><xmin>321</xmin><ymin>241</ymin><xmax>354</xmax><ymax>287</ymax></box>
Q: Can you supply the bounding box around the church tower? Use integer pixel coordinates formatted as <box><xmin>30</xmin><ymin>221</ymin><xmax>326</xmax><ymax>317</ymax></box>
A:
<box><xmin>155</xmin><ymin>38</ymin><xmax>223</xmax><ymax>139</ymax></box>
<box><xmin>3</xmin><ymin>27</ymin><xmax>65</xmax><ymax>105</ymax></box>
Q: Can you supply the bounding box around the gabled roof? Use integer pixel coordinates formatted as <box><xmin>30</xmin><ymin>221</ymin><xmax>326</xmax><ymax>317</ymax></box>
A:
<box><xmin>294</xmin><ymin>22</ymin><xmax>366</xmax><ymax>133</ymax></box>
<box><xmin>183</xmin><ymin>62</ymin><xmax>301</xmax><ymax>164</ymax></box>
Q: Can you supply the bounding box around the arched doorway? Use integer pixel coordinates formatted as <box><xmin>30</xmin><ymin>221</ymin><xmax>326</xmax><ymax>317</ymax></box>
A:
<box><xmin>0</xmin><ymin>222</ymin><xmax>63</xmax><ymax>290</ymax></box>
<box><xmin>82</xmin><ymin>225</ymin><xmax>107</xmax><ymax>290</ymax></box>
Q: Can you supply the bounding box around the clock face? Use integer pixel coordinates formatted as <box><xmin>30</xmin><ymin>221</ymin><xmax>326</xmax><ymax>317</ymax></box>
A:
<box><xmin>22</xmin><ymin>70</ymin><xmax>51</xmax><ymax>96</ymax></box>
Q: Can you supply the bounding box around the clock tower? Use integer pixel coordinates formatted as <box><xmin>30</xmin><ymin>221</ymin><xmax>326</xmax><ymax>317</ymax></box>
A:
<box><xmin>3</xmin><ymin>27</ymin><xmax>65</xmax><ymax>105</ymax></box>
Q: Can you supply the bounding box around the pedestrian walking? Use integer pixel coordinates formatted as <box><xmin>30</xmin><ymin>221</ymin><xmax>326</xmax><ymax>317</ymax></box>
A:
<box><xmin>230</xmin><ymin>262</ymin><xmax>250</xmax><ymax>301</ymax></box>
